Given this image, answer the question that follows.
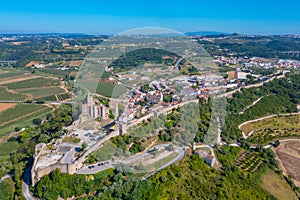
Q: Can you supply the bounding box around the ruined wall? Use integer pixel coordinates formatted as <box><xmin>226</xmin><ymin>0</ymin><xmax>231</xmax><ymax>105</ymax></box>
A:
<box><xmin>31</xmin><ymin>163</ymin><xmax>76</xmax><ymax>186</ymax></box>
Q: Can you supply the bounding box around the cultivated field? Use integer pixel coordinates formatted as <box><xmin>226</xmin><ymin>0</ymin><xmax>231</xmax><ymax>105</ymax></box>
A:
<box><xmin>0</xmin><ymin>104</ymin><xmax>52</xmax><ymax>136</ymax></box>
<box><xmin>241</xmin><ymin>114</ymin><xmax>300</xmax><ymax>136</ymax></box>
<box><xmin>3</xmin><ymin>77</ymin><xmax>60</xmax><ymax>90</ymax></box>
<box><xmin>248</xmin><ymin>129</ymin><xmax>300</xmax><ymax>144</ymax></box>
<box><xmin>0</xmin><ymin>87</ymin><xmax>28</xmax><ymax>101</ymax></box>
<box><xmin>0</xmin><ymin>71</ymin><xmax>71</xmax><ymax>102</ymax></box>
<box><xmin>273</xmin><ymin>140</ymin><xmax>300</xmax><ymax>187</ymax></box>
<box><xmin>242</xmin><ymin>114</ymin><xmax>300</xmax><ymax>144</ymax></box>
<box><xmin>16</xmin><ymin>86</ymin><xmax>65</xmax><ymax>100</ymax></box>
<box><xmin>261</xmin><ymin>169</ymin><xmax>298</xmax><ymax>200</ymax></box>
<box><xmin>234</xmin><ymin>150</ymin><xmax>264</xmax><ymax>172</ymax></box>
<box><xmin>0</xmin><ymin>103</ymin><xmax>16</xmax><ymax>112</ymax></box>
<box><xmin>0</xmin><ymin>75</ymin><xmax>39</xmax><ymax>85</ymax></box>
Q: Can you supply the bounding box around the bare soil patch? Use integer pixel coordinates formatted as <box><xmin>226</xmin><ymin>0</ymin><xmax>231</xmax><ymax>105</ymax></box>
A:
<box><xmin>274</xmin><ymin>140</ymin><xmax>300</xmax><ymax>187</ymax></box>
<box><xmin>0</xmin><ymin>103</ymin><xmax>16</xmax><ymax>112</ymax></box>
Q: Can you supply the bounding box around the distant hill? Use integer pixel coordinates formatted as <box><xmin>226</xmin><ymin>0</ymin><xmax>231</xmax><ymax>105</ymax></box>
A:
<box><xmin>185</xmin><ymin>31</ymin><xmax>229</xmax><ymax>36</ymax></box>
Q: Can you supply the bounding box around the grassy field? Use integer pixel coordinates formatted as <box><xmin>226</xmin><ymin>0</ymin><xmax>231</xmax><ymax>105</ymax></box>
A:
<box><xmin>0</xmin><ymin>87</ymin><xmax>28</xmax><ymax>101</ymax></box>
<box><xmin>92</xmin><ymin>140</ymin><xmax>117</xmax><ymax>162</ymax></box>
<box><xmin>3</xmin><ymin>77</ymin><xmax>60</xmax><ymax>90</ymax></box>
<box><xmin>261</xmin><ymin>169</ymin><xmax>298</xmax><ymax>200</ymax></box>
<box><xmin>62</xmin><ymin>136</ymin><xmax>81</xmax><ymax>144</ymax></box>
<box><xmin>147</xmin><ymin>152</ymin><xmax>178</xmax><ymax>172</ymax></box>
<box><xmin>35</xmin><ymin>95</ymin><xmax>57</xmax><ymax>102</ymax></box>
<box><xmin>216</xmin><ymin>146</ymin><xmax>242</xmax><ymax>167</ymax></box>
<box><xmin>96</xmin><ymin>82</ymin><xmax>127</xmax><ymax>98</ymax></box>
<box><xmin>0</xmin><ymin>108</ymin><xmax>52</xmax><ymax>137</ymax></box>
<box><xmin>17</xmin><ymin>87</ymin><xmax>65</xmax><ymax>100</ymax></box>
<box><xmin>80</xmin><ymin>80</ymin><xmax>127</xmax><ymax>98</ymax></box>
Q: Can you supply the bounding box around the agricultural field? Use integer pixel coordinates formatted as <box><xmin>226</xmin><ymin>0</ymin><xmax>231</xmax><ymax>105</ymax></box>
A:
<box><xmin>16</xmin><ymin>87</ymin><xmax>65</xmax><ymax>100</ymax></box>
<box><xmin>273</xmin><ymin>140</ymin><xmax>300</xmax><ymax>187</ymax></box>
<box><xmin>241</xmin><ymin>114</ymin><xmax>300</xmax><ymax>136</ymax></box>
<box><xmin>57</xmin><ymin>93</ymin><xmax>72</xmax><ymax>101</ymax></box>
<box><xmin>3</xmin><ymin>77</ymin><xmax>60</xmax><ymax>90</ymax></box>
<box><xmin>248</xmin><ymin>128</ymin><xmax>300</xmax><ymax>144</ymax></box>
<box><xmin>0</xmin><ymin>75</ymin><xmax>40</xmax><ymax>85</ymax></box>
<box><xmin>0</xmin><ymin>104</ymin><xmax>52</xmax><ymax>136</ymax></box>
<box><xmin>242</xmin><ymin>114</ymin><xmax>300</xmax><ymax>144</ymax></box>
<box><xmin>261</xmin><ymin>169</ymin><xmax>298</xmax><ymax>200</ymax></box>
<box><xmin>0</xmin><ymin>70</ymin><xmax>72</xmax><ymax>102</ymax></box>
<box><xmin>0</xmin><ymin>71</ymin><xmax>24</xmax><ymax>79</ymax></box>
<box><xmin>0</xmin><ymin>87</ymin><xmax>28</xmax><ymax>101</ymax></box>
<box><xmin>234</xmin><ymin>150</ymin><xmax>264</xmax><ymax>172</ymax></box>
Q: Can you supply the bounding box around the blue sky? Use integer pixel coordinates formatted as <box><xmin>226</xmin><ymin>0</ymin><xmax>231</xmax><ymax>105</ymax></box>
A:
<box><xmin>0</xmin><ymin>0</ymin><xmax>299</xmax><ymax>34</ymax></box>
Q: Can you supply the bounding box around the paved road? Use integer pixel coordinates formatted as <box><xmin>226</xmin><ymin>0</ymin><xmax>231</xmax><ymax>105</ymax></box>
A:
<box><xmin>175</xmin><ymin>56</ymin><xmax>186</xmax><ymax>70</ymax></box>
<box><xmin>23</xmin><ymin>181</ymin><xmax>34</xmax><ymax>200</ymax></box>
<box><xmin>77</xmin><ymin>161</ymin><xmax>114</xmax><ymax>174</ymax></box>
<box><xmin>22</xmin><ymin>162</ymin><xmax>35</xmax><ymax>200</ymax></box>
<box><xmin>142</xmin><ymin>144</ymin><xmax>185</xmax><ymax>179</ymax></box>
<box><xmin>61</xmin><ymin>147</ymin><xmax>78</xmax><ymax>164</ymax></box>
